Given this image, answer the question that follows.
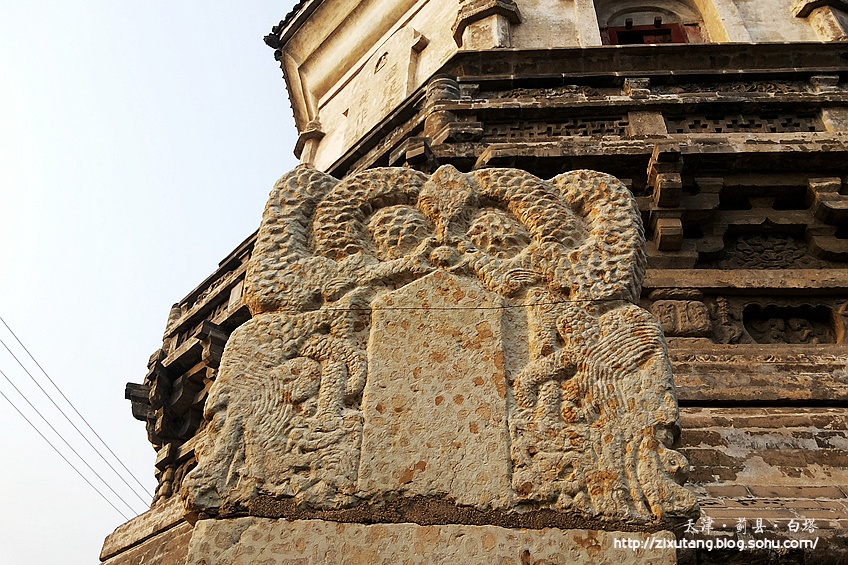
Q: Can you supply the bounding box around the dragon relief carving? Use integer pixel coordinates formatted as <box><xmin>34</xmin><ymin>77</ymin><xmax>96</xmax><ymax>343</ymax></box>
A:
<box><xmin>182</xmin><ymin>164</ymin><xmax>697</xmax><ymax>525</ymax></box>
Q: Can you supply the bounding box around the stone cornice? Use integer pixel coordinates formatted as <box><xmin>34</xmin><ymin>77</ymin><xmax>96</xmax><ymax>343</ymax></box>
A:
<box><xmin>793</xmin><ymin>0</ymin><xmax>848</xmax><ymax>17</ymax></box>
<box><xmin>443</xmin><ymin>42</ymin><xmax>848</xmax><ymax>85</ymax></box>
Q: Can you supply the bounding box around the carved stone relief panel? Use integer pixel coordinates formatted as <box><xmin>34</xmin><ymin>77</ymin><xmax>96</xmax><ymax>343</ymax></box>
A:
<box><xmin>653</xmin><ymin>81</ymin><xmax>812</xmax><ymax>94</ymax></box>
<box><xmin>182</xmin><ymin>165</ymin><xmax>697</xmax><ymax>527</ymax></box>
<box><xmin>744</xmin><ymin>304</ymin><xmax>837</xmax><ymax>345</ymax></box>
<box><xmin>702</xmin><ymin>297</ymin><xmax>845</xmax><ymax>345</ymax></box>
<box><xmin>708</xmin><ymin>296</ymin><xmax>747</xmax><ymax>345</ymax></box>
<box><xmin>480</xmin><ymin>85</ymin><xmax>605</xmax><ymax>99</ymax></box>
<box><xmin>651</xmin><ymin>300</ymin><xmax>712</xmax><ymax>337</ymax></box>
<box><xmin>699</xmin><ymin>234</ymin><xmax>845</xmax><ymax>270</ymax></box>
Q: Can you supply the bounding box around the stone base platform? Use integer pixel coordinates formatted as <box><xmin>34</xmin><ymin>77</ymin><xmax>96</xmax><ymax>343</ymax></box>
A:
<box><xmin>100</xmin><ymin>498</ymin><xmax>189</xmax><ymax>565</ymax></box>
<box><xmin>184</xmin><ymin>517</ymin><xmax>676</xmax><ymax>564</ymax></box>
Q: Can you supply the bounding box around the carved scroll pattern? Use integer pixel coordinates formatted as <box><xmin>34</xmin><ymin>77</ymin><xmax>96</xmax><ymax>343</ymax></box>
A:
<box><xmin>183</xmin><ymin>164</ymin><xmax>696</xmax><ymax>524</ymax></box>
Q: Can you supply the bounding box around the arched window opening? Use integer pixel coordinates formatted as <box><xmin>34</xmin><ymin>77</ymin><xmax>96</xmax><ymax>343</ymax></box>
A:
<box><xmin>595</xmin><ymin>0</ymin><xmax>707</xmax><ymax>44</ymax></box>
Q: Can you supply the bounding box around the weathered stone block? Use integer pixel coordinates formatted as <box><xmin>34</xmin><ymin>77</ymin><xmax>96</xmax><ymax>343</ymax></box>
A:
<box><xmin>358</xmin><ymin>272</ymin><xmax>511</xmax><ymax>507</ymax></box>
<box><xmin>651</xmin><ymin>300</ymin><xmax>711</xmax><ymax>337</ymax></box>
<box><xmin>811</xmin><ymin>74</ymin><xmax>841</xmax><ymax>92</ymax></box>
<box><xmin>653</xmin><ymin>173</ymin><xmax>683</xmax><ymax>208</ymax></box>
<box><xmin>102</xmin><ymin>521</ymin><xmax>192</xmax><ymax>565</ymax></box>
<box><xmin>627</xmin><ymin>111</ymin><xmax>667</xmax><ymax>136</ymax></box>
<box><xmin>101</xmin><ymin>498</ymin><xmax>186</xmax><ymax>561</ymax></box>
<box><xmin>654</xmin><ymin>218</ymin><xmax>684</xmax><ymax>251</ymax></box>
<box><xmin>184</xmin><ymin>518</ymin><xmax>677</xmax><ymax>565</ymax></box>
<box><xmin>624</xmin><ymin>78</ymin><xmax>651</xmax><ymax>99</ymax></box>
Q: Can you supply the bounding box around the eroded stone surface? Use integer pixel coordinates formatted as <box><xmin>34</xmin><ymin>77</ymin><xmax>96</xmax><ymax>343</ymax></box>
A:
<box><xmin>359</xmin><ymin>272</ymin><xmax>511</xmax><ymax>508</ymax></box>
<box><xmin>101</xmin><ymin>497</ymin><xmax>185</xmax><ymax>560</ymax></box>
<box><xmin>182</xmin><ymin>165</ymin><xmax>696</xmax><ymax>526</ymax></box>
<box><xmin>184</xmin><ymin>517</ymin><xmax>677</xmax><ymax>565</ymax></box>
<box><xmin>102</xmin><ymin>521</ymin><xmax>192</xmax><ymax>565</ymax></box>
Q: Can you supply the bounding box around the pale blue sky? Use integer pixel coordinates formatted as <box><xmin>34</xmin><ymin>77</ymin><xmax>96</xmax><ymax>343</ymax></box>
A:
<box><xmin>0</xmin><ymin>2</ymin><xmax>298</xmax><ymax>562</ymax></box>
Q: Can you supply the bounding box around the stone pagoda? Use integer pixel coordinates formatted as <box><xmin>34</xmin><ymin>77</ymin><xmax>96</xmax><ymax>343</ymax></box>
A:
<box><xmin>104</xmin><ymin>0</ymin><xmax>848</xmax><ymax>563</ymax></box>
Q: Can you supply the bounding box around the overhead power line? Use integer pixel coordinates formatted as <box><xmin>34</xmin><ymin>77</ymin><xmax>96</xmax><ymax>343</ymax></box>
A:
<box><xmin>0</xmin><ymin>367</ymin><xmax>143</xmax><ymax>515</ymax></box>
<box><xmin>0</xmin><ymin>316</ymin><xmax>151</xmax><ymax>504</ymax></box>
<box><xmin>0</xmin><ymin>385</ymin><xmax>130</xmax><ymax>520</ymax></box>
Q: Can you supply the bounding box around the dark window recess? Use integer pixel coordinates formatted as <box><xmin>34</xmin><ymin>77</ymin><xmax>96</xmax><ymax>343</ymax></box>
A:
<box><xmin>603</xmin><ymin>18</ymin><xmax>688</xmax><ymax>45</ymax></box>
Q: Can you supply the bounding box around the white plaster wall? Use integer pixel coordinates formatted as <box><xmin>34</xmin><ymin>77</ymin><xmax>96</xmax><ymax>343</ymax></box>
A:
<box><xmin>731</xmin><ymin>0</ymin><xmax>820</xmax><ymax>41</ymax></box>
<box><xmin>284</xmin><ymin>0</ymin><xmax>462</xmax><ymax>169</ymax></box>
<box><xmin>297</xmin><ymin>0</ymin><xmax>420</xmax><ymax>102</ymax></box>
<box><xmin>511</xmin><ymin>0</ymin><xmax>583</xmax><ymax>48</ymax></box>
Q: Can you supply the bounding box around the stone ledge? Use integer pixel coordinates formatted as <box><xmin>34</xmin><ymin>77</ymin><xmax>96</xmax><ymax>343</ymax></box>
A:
<box><xmin>100</xmin><ymin>498</ymin><xmax>185</xmax><ymax>561</ymax></box>
<box><xmin>644</xmin><ymin>269</ymin><xmax>848</xmax><ymax>294</ymax></box>
<box><xmin>185</xmin><ymin>518</ymin><xmax>676</xmax><ymax>565</ymax></box>
<box><xmin>445</xmin><ymin>43</ymin><xmax>848</xmax><ymax>84</ymax></box>
<box><xmin>680</xmin><ymin>406</ymin><xmax>848</xmax><ymax>428</ymax></box>
<box><xmin>670</xmin><ymin>347</ymin><xmax>848</xmax><ymax>403</ymax></box>
<box><xmin>470</xmin><ymin>135</ymin><xmax>848</xmax><ymax>170</ymax></box>
<box><xmin>102</xmin><ymin>521</ymin><xmax>192</xmax><ymax>565</ymax></box>
<box><xmin>205</xmin><ymin>494</ymin><xmax>679</xmax><ymax>533</ymax></box>
<box><xmin>679</xmin><ymin>497</ymin><xmax>848</xmax><ymax>558</ymax></box>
